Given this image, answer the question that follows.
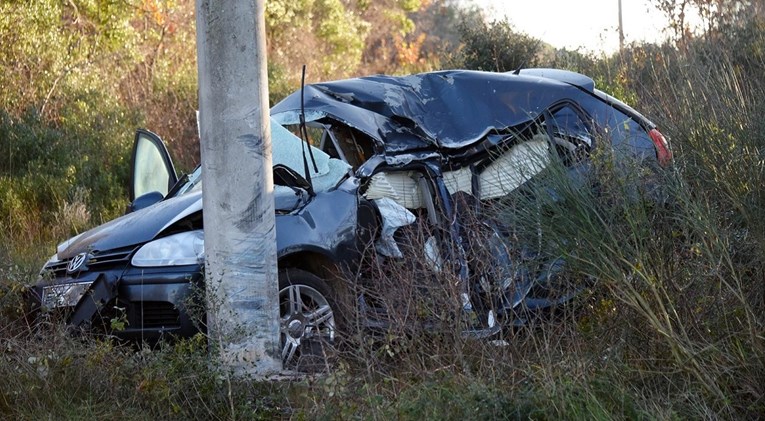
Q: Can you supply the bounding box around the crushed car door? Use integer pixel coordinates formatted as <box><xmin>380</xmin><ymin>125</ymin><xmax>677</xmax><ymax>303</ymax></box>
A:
<box><xmin>130</xmin><ymin>129</ymin><xmax>178</xmax><ymax>207</ymax></box>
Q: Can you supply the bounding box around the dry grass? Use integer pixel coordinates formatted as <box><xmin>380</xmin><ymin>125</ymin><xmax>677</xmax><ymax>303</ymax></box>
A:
<box><xmin>1</xmin><ymin>40</ymin><xmax>764</xmax><ymax>420</ymax></box>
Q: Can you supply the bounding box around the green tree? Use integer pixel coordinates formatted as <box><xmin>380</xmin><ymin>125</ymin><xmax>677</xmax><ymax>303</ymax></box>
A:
<box><xmin>265</xmin><ymin>0</ymin><xmax>433</xmax><ymax>92</ymax></box>
<box><xmin>0</xmin><ymin>0</ymin><xmax>138</xmax><ymax>116</ymax></box>
<box><xmin>448</xmin><ymin>10</ymin><xmax>542</xmax><ymax>72</ymax></box>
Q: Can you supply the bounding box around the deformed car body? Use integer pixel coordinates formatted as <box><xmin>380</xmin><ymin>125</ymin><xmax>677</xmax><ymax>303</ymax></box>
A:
<box><xmin>27</xmin><ymin>69</ymin><xmax>671</xmax><ymax>367</ymax></box>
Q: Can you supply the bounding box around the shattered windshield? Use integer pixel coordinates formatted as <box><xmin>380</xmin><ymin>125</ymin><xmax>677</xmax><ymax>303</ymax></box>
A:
<box><xmin>176</xmin><ymin>119</ymin><xmax>351</xmax><ymax>196</ymax></box>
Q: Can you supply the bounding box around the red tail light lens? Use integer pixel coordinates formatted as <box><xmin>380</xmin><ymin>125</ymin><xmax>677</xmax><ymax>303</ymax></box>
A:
<box><xmin>648</xmin><ymin>128</ymin><xmax>672</xmax><ymax>167</ymax></box>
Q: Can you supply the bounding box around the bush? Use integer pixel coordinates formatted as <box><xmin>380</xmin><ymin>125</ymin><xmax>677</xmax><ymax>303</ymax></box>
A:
<box><xmin>0</xmin><ymin>90</ymin><xmax>142</xmax><ymax>263</ymax></box>
<box><xmin>447</xmin><ymin>11</ymin><xmax>541</xmax><ymax>72</ymax></box>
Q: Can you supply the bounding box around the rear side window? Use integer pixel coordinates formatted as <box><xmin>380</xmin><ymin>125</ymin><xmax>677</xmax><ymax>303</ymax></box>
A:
<box><xmin>575</xmin><ymin>92</ymin><xmax>657</xmax><ymax>162</ymax></box>
<box><xmin>546</xmin><ymin>104</ymin><xmax>593</xmax><ymax>167</ymax></box>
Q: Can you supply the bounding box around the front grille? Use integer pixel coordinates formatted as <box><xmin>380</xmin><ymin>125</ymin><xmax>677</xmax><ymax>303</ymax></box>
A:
<box><xmin>137</xmin><ymin>301</ymin><xmax>180</xmax><ymax>329</ymax></box>
<box><xmin>44</xmin><ymin>247</ymin><xmax>136</xmax><ymax>277</ymax></box>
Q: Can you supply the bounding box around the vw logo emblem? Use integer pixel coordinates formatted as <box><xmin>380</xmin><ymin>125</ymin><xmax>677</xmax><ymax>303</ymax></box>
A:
<box><xmin>66</xmin><ymin>252</ymin><xmax>90</xmax><ymax>274</ymax></box>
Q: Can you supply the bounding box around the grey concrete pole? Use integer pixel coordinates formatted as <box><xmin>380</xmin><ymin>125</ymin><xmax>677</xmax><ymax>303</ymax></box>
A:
<box><xmin>196</xmin><ymin>0</ymin><xmax>281</xmax><ymax>375</ymax></box>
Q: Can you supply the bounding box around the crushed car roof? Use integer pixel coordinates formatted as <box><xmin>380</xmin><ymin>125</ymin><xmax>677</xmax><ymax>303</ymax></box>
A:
<box><xmin>270</xmin><ymin>69</ymin><xmax>592</xmax><ymax>154</ymax></box>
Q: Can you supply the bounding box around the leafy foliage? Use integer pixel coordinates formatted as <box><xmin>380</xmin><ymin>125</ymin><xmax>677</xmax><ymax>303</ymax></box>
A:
<box><xmin>447</xmin><ymin>10</ymin><xmax>542</xmax><ymax>72</ymax></box>
<box><xmin>0</xmin><ymin>0</ymin><xmax>138</xmax><ymax>116</ymax></box>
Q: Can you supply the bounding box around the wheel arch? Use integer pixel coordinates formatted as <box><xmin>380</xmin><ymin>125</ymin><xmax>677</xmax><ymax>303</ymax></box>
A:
<box><xmin>278</xmin><ymin>249</ymin><xmax>342</xmax><ymax>282</ymax></box>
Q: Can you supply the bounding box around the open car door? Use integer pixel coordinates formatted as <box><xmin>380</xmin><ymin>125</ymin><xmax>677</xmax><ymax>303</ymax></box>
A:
<box><xmin>129</xmin><ymin>129</ymin><xmax>178</xmax><ymax>212</ymax></box>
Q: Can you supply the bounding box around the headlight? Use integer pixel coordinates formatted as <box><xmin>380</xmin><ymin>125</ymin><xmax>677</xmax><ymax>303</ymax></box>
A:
<box><xmin>42</xmin><ymin>281</ymin><xmax>93</xmax><ymax>309</ymax></box>
<box><xmin>131</xmin><ymin>230</ymin><xmax>204</xmax><ymax>267</ymax></box>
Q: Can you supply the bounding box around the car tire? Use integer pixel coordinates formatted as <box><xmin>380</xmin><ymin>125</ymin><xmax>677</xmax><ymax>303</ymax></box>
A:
<box><xmin>279</xmin><ymin>268</ymin><xmax>338</xmax><ymax>372</ymax></box>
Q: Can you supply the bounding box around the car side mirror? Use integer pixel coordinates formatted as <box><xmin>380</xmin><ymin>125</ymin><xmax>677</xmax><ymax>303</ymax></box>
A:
<box><xmin>127</xmin><ymin>191</ymin><xmax>165</xmax><ymax>213</ymax></box>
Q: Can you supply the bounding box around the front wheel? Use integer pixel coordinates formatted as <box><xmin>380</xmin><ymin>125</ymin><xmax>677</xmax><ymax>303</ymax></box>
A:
<box><xmin>279</xmin><ymin>269</ymin><xmax>337</xmax><ymax>372</ymax></box>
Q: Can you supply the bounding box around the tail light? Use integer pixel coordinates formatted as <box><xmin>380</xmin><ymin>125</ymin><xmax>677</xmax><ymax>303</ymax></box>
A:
<box><xmin>648</xmin><ymin>128</ymin><xmax>672</xmax><ymax>167</ymax></box>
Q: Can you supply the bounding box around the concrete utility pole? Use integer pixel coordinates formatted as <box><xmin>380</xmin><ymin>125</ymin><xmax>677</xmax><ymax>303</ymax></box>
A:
<box><xmin>196</xmin><ymin>0</ymin><xmax>281</xmax><ymax>375</ymax></box>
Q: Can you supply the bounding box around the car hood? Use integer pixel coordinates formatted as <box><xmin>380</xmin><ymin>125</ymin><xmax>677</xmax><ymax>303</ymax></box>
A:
<box><xmin>57</xmin><ymin>188</ymin><xmax>307</xmax><ymax>259</ymax></box>
<box><xmin>57</xmin><ymin>191</ymin><xmax>205</xmax><ymax>259</ymax></box>
<box><xmin>271</xmin><ymin>69</ymin><xmax>585</xmax><ymax>154</ymax></box>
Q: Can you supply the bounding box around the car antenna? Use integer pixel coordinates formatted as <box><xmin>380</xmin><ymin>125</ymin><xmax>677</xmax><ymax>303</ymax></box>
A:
<box><xmin>512</xmin><ymin>62</ymin><xmax>525</xmax><ymax>75</ymax></box>
<box><xmin>299</xmin><ymin>64</ymin><xmax>319</xmax><ymax>194</ymax></box>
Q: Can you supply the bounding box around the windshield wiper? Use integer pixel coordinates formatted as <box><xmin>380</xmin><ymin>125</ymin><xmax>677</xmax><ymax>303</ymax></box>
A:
<box><xmin>166</xmin><ymin>165</ymin><xmax>202</xmax><ymax>198</ymax></box>
<box><xmin>298</xmin><ymin>65</ymin><xmax>318</xmax><ymax>197</ymax></box>
<box><xmin>166</xmin><ymin>172</ymin><xmax>190</xmax><ymax>198</ymax></box>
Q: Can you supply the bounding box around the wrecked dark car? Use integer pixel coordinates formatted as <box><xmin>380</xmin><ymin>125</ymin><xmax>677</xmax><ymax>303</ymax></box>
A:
<box><xmin>28</xmin><ymin>69</ymin><xmax>671</xmax><ymax>367</ymax></box>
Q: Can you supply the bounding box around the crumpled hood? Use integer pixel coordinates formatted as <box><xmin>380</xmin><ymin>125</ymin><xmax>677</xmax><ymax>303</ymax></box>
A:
<box><xmin>57</xmin><ymin>191</ymin><xmax>203</xmax><ymax>259</ymax></box>
<box><xmin>271</xmin><ymin>70</ymin><xmax>584</xmax><ymax>154</ymax></box>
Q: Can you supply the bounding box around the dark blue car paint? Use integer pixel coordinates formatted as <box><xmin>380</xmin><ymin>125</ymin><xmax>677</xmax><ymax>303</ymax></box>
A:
<box><xmin>30</xmin><ymin>69</ymin><xmax>667</xmax><ymax>339</ymax></box>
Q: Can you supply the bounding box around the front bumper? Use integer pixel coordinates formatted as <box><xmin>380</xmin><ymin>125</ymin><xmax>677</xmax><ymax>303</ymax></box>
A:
<box><xmin>27</xmin><ymin>265</ymin><xmax>204</xmax><ymax>341</ymax></box>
